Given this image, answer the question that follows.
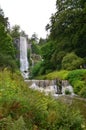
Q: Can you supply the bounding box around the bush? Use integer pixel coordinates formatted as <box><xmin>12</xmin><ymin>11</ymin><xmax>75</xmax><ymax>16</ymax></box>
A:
<box><xmin>0</xmin><ymin>70</ymin><xmax>85</xmax><ymax>130</ymax></box>
<box><xmin>65</xmin><ymin>89</ymin><xmax>71</xmax><ymax>95</ymax></box>
<box><xmin>66</xmin><ymin>69</ymin><xmax>86</xmax><ymax>83</ymax></box>
<box><xmin>31</xmin><ymin>61</ymin><xmax>45</xmax><ymax>77</ymax></box>
<box><xmin>0</xmin><ymin>116</ymin><xmax>27</xmax><ymax>130</ymax></box>
<box><xmin>0</xmin><ymin>53</ymin><xmax>18</xmax><ymax>71</ymax></box>
<box><xmin>51</xmin><ymin>51</ymin><xmax>66</xmax><ymax>70</ymax></box>
<box><xmin>66</xmin><ymin>70</ymin><xmax>86</xmax><ymax>95</ymax></box>
<box><xmin>79</xmin><ymin>87</ymin><xmax>86</xmax><ymax>98</ymax></box>
<box><xmin>62</xmin><ymin>52</ymin><xmax>84</xmax><ymax>70</ymax></box>
<box><xmin>37</xmin><ymin>70</ymin><xmax>69</xmax><ymax>80</ymax></box>
<box><xmin>48</xmin><ymin>102</ymin><xmax>84</xmax><ymax>130</ymax></box>
<box><xmin>31</xmin><ymin>42</ymin><xmax>40</xmax><ymax>54</ymax></box>
<box><xmin>73</xmin><ymin>80</ymin><xmax>85</xmax><ymax>94</ymax></box>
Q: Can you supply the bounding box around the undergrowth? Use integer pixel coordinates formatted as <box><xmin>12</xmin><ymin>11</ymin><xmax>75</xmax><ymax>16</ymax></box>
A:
<box><xmin>0</xmin><ymin>69</ymin><xmax>85</xmax><ymax>130</ymax></box>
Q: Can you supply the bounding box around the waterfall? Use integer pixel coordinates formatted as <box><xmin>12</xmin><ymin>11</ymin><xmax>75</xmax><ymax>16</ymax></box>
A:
<box><xmin>20</xmin><ymin>36</ymin><xmax>29</xmax><ymax>79</ymax></box>
<box><xmin>25</xmin><ymin>80</ymin><xmax>74</xmax><ymax>97</ymax></box>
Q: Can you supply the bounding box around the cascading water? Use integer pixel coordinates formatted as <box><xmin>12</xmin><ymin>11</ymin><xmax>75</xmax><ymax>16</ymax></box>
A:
<box><xmin>20</xmin><ymin>36</ymin><xmax>29</xmax><ymax>79</ymax></box>
<box><xmin>25</xmin><ymin>79</ymin><xmax>74</xmax><ymax>96</ymax></box>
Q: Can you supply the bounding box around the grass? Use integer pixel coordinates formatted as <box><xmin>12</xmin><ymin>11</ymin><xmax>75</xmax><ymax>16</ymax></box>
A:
<box><xmin>36</xmin><ymin>70</ymin><xmax>69</xmax><ymax>80</ymax></box>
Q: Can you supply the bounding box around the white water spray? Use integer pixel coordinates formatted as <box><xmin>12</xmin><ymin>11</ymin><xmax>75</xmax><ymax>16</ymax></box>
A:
<box><xmin>20</xmin><ymin>36</ymin><xmax>29</xmax><ymax>78</ymax></box>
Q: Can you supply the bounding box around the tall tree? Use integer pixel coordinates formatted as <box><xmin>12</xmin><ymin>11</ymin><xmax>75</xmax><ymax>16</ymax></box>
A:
<box><xmin>0</xmin><ymin>7</ymin><xmax>16</xmax><ymax>58</ymax></box>
<box><xmin>30</xmin><ymin>33</ymin><xmax>39</xmax><ymax>44</ymax></box>
<box><xmin>10</xmin><ymin>25</ymin><xmax>20</xmax><ymax>39</ymax></box>
<box><xmin>0</xmin><ymin>7</ymin><xmax>17</xmax><ymax>73</ymax></box>
<box><xmin>48</xmin><ymin>0</ymin><xmax>86</xmax><ymax>56</ymax></box>
<box><xmin>43</xmin><ymin>0</ymin><xmax>86</xmax><ymax>71</ymax></box>
<box><xmin>0</xmin><ymin>8</ymin><xmax>8</xmax><ymax>28</ymax></box>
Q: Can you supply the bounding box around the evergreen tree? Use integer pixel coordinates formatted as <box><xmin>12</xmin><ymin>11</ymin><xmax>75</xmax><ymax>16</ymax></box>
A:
<box><xmin>43</xmin><ymin>0</ymin><xmax>86</xmax><ymax>72</ymax></box>
<box><xmin>0</xmin><ymin>7</ymin><xmax>17</xmax><ymax>70</ymax></box>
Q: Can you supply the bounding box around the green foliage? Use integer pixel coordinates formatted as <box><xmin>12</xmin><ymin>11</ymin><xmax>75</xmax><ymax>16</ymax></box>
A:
<box><xmin>43</xmin><ymin>0</ymin><xmax>86</xmax><ymax>72</ymax></box>
<box><xmin>27</xmin><ymin>0</ymin><xmax>86</xmax><ymax>76</ymax></box>
<box><xmin>0</xmin><ymin>8</ymin><xmax>18</xmax><ymax>72</ymax></box>
<box><xmin>37</xmin><ymin>68</ymin><xmax>86</xmax><ymax>98</ymax></box>
<box><xmin>40</xmin><ymin>41</ymin><xmax>55</xmax><ymax>72</ymax></box>
<box><xmin>30</xmin><ymin>33</ymin><xmax>38</xmax><ymax>43</ymax></box>
<box><xmin>31</xmin><ymin>42</ymin><xmax>40</xmax><ymax>54</ymax></box>
<box><xmin>0</xmin><ymin>5</ymin><xmax>86</xmax><ymax>130</ymax></box>
<box><xmin>0</xmin><ymin>69</ymin><xmax>85</xmax><ymax>129</ymax></box>
<box><xmin>50</xmin><ymin>0</ymin><xmax>86</xmax><ymax>52</ymax></box>
<box><xmin>65</xmin><ymin>89</ymin><xmax>71</xmax><ymax>95</ymax></box>
<box><xmin>62</xmin><ymin>52</ymin><xmax>84</xmax><ymax>70</ymax></box>
<box><xmin>0</xmin><ymin>53</ymin><xmax>17</xmax><ymax>71</ymax></box>
<box><xmin>66</xmin><ymin>69</ymin><xmax>86</xmax><ymax>83</ymax></box>
<box><xmin>66</xmin><ymin>69</ymin><xmax>86</xmax><ymax>96</ymax></box>
<box><xmin>0</xmin><ymin>8</ymin><xmax>16</xmax><ymax>58</ymax></box>
<box><xmin>0</xmin><ymin>26</ymin><xmax>16</xmax><ymax>58</ymax></box>
<box><xmin>50</xmin><ymin>50</ymin><xmax>66</xmax><ymax>70</ymax></box>
<box><xmin>10</xmin><ymin>25</ymin><xmax>20</xmax><ymax>39</ymax></box>
<box><xmin>79</xmin><ymin>87</ymin><xmax>86</xmax><ymax>98</ymax></box>
<box><xmin>73</xmin><ymin>80</ymin><xmax>85</xmax><ymax>94</ymax></box>
<box><xmin>36</xmin><ymin>70</ymin><xmax>69</xmax><ymax>80</ymax></box>
<box><xmin>54</xmin><ymin>103</ymin><xmax>83</xmax><ymax>130</ymax></box>
<box><xmin>31</xmin><ymin>61</ymin><xmax>44</xmax><ymax>77</ymax></box>
<box><xmin>38</xmin><ymin>37</ymin><xmax>46</xmax><ymax>46</ymax></box>
<box><xmin>0</xmin><ymin>116</ymin><xmax>27</xmax><ymax>130</ymax></box>
<box><xmin>0</xmin><ymin>8</ymin><xmax>8</xmax><ymax>28</ymax></box>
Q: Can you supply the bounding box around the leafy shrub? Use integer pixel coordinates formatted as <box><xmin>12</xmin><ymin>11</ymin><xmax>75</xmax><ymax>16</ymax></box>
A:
<box><xmin>0</xmin><ymin>116</ymin><xmax>28</xmax><ymax>130</ymax></box>
<box><xmin>73</xmin><ymin>80</ymin><xmax>85</xmax><ymax>94</ymax></box>
<box><xmin>66</xmin><ymin>69</ymin><xmax>86</xmax><ymax>83</ymax></box>
<box><xmin>55</xmin><ymin>103</ymin><xmax>84</xmax><ymax>130</ymax></box>
<box><xmin>0</xmin><ymin>70</ymin><xmax>85</xmax><ymax>130</ymax></box>
<box><xmin>45</xmin><ymin>69</ymin><xmax>52</xmax><ymax>74</ymax></box>
<box><xmin>51</xmin><ymin>51</ymin><xmax>66</xmax><ymax>70</ymax></box>
<box><xmin>62</xmin><ymin>52</ymin><xmax>84</xmax><ymax>70</ymax></box>
<box><xmin>37</xmin><ymin>70</ymin><xmax>69</xmax><ymax>80</ymax></box>
<box><xmin>66</xmin><ymin>70</ymin><xmax>86</xmax><ymax>95</ymax></box>
<box><xmin>41</xmin><ymin>41</ymin><xmax>55</xmax><ymax>72</ymax></box>
<box><xmin>31</xmin><ymin>42</ymin><xmax>40</xmax><ymax>54</ymax></box>
<box><xmin>31</xmin><ymin>61</ymin><xmax>44</xmax><ymax>77</ymax></box>
<box><xmin>79</xmin><ymin>87</ymin><xmax>86</xmax><ymax>98</ymax></box>
<box><xmin>65</xmin><ymin>89</ymin><xmax>71</xmax><ymax>95</ymax></box>
<box><xmin>0</xmin><ymin>53</ymin><xmax>18</xmax><ymax>71</ymax></box>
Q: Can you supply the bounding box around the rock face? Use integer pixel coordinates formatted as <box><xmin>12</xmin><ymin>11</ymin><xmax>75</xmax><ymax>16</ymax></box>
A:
<box><xmin>14</xmin><ymin>38</ymin><xmax>20</xmax><ymax>59</ymax></box>
<box><xmin>25</xmin><ymin>80</ymin><xmax>74</xmax><ymax>96</ymax></box>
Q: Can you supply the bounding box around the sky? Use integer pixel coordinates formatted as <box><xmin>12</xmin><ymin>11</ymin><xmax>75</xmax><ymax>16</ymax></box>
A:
<box><xmin>0</xmin><ymin>0</ymin><xmax>56</xmax><ymax>38</ymax></box>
